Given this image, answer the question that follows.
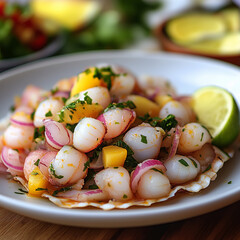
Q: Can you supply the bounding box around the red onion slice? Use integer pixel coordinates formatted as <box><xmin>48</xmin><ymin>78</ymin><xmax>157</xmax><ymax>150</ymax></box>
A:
<box><xmin>131</xmin><ymin>159</ymin><xmax>166</xmax><ymax>193</ymax></box>
<box><xmin>166</xmin><ymin>125</ymin><xmax>182</xmax><ymax>161</ymax></box>
<box><xmin>43</xmin><ymin>119</ymin><xmax>73</xmax><ymax>150</ymax></box>
<box><xmin>97</xmin><ymin>114</ymin><xmax>106</xmax><ymax>125</ymax></box>
<box><xmin>10</xmin><ymin>118</ymin><xmax>34</xmax><ymax>127</ymax></box>
<box><xmin>39</xmin><ymin>151</ymin><xmax>57</xmax><ymax>179</ymax></box>
<box><xmin>10</xmin><ymin>106</ymin><xmax>34</xmax><ymax>127</ymax></box>
<box><xmin>1</xmin><ymin>146</ymin><xmax>24</xmax><ymax>173</ymax></box>
<box><xmin>53</xmin><ymin>91</ymin><xmax>70</xmax><ymax>99</ymax></box>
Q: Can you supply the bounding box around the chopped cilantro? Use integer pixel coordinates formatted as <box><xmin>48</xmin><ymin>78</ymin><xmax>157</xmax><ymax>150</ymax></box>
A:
<box><xmin>203</xmin><ymin>164</ymin><xmax>211</xmax><ymax>173</ymax></box>
<box><xmin>52</xmin><ymin>186</ymin><xmax>72</xmax><ymax>196</ymax></box>
<box><xmin>83</xmin><ymin>160</ymin><xmax>90</xmax><ymax>171</ymax></box>
<box><xmin>34</xmin><ymin>126</ymin><xmax>45</xmax><ymax>140</ymax></box>
<box><xmin>114</xmin><ymin>167</ymin><xmax>119</xmax><ymax>169</ymax></box>
<box><xmin>10</xmin><ymin>105</ymin><xmax>15</xmax><ymax>112</ymax></box>
<box><xmin>62</xmin><ymin>97</ymin><xmax>67</xmax><ymax>104</ymax></box>
<box><xmin>89</xmin><ymin>184</ymin><xmax>99</xmax><ymax>189</ymax></box>
<box><xmin>104</xmin><ymin>100</ymin><xmax>136</xmax><ymax>113</ymax></box>
<box><xmin>139</xmin><ymin>113</ymin><xmax>177</xmax><ymax>131</ymax></box>
<box><xmin>84</xmin><ymin>92</ymin><xmax>93</xmax><ymax>104</ymax></box>
<box><xmin>178</xmin><ymin>159</ymin><xmax>189</xmax><ymax>167</ymax></box>
<box><xmin>35</xmin><ymin>188</ymin><xmax>47</xmax><ymax>191</ymax></box>
<box><xmin>151</xmin><ymin>168</ymin><xmax>163</xmax><ymax>174</ymax></box>
<box><xmin>50</xmin><ymin>164</ymin><xmax>64</xmax><ymax>179</ymax></box>
<box><xmin>141</xmin><ymin>135</ymin><xmax>147</xmax><ymax>144</ymax></box>
<box><xmin>188</xmin><ymin>157</ymin><xmax>198</xmax><ymax>168</ymax></box>
<box><xmin>84</xmin><ymin>68</ymin><xmax>91</xmax><ymax>74</ymax></box>
<box><xmin>30</xmin><ymin>110</ymin><xmax>35</xmax><ymax>120</ymax></box>
<box><xmin>115</xmin><ymin>122</ymin><xmax>120</xmax><ymax>124</ymax></box>
<box><xmin>31</xmin><ymin>171</ymin><xmax>39</xmax><ymax>176</ymax></box>
<box><xmin>228</xmin><ymin>181</ymin><xmax>232</xmax><ymax>184</ymax></box>
<box><xmin>200</xmin><ymin>132</ymin><xmax>204</xmax><ymax>142</ymax></box>
<box><xmin>51</xmin><ymin>87</ymin><xmax>59</xmax><ymax>95</ymax></box>
<box><xmin>34</xmin><ymin>159</ymin><xmax>40</xmax><ymax>167</ymax></box>
<box><xmin>123</xmin><ymin>194</ymin><xmax>128</xmax><ymax>199</ymax></box>
<box><xmin>66</xmin><ymin>123</ymin><xmax>77</xmax><ymax>132</ymax></box>
<box><xmin>45</xmin><ymin>110</ymin><xmax>53</xmax><ymax>117</ymax></box>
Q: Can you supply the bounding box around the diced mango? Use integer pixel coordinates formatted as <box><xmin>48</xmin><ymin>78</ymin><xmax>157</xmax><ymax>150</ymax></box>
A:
<box><xmin>70</xmin><ymin>67</ymin><xmax>101</xmax><ymax>97</ymax></box>
<box><xmin>127</xmin><ymin>95</ymin><xmax>160</xmax><ymax>117</ymax></box>
<box><xmin>56</xmin><ymin>100</ymin><xmax>103</xmax><ymax>124</ymax></box>
<box><xmin>155</xmin><ymin>95</ymin><xmax>173</xmax><ymax>109</ymax></box>
<box><xmin>28</xmin><ymin>167</ymin><xmax>48</xmax><ymax>196</ymax></box>
<box><xmin>102</xmin><ymin>146</ymin><xmax>127</xmax><ymax>168</ymax></box>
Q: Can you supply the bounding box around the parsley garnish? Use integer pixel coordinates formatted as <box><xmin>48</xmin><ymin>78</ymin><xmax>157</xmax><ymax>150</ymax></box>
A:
<box><xmin>14</xmin><ymin>188</ymin><xmax>28</xmax><ymax>195</ymax></box>
<box><xmin>31</xmin><ymin>171</ymin><xmax>39</xmax><ymax>176</ymax></box>
<box><xmin>178</xmin><ymin>159</ymin><xmax>189</xmax><ymax>167</ymax></box>
<box><xmin>188</xmin><ymin>157</ymin><xmax>198</xmax><ymax>168</ymax></box>
<box><xmin>66</xmin><ymin>123</ymin><xmax>78</xmax><ymax>132</ymax></box>
<box><xmin>123</xmin><ymin>194</ymin><xmax>128</xmax><ymax>199</ymax></box>
<box><xmin>89</xmin><ymin>184</ymin><xmax>99</xmax><ymax>190</ymax></box>
<box><xmin>83</xmin><ymin>160</ymin><xmax>90</xmax><ymax>171</ymax></box>
<box><xmin>84</xmin><ymin>92</ymin><xmax>92</xmax><ymax>104</ymax></box>
<box><xmin>84</xmin><ymin>68</ymin><xmax>91</xmax><ymax>74</ymax></box>
<box><xmin>30</xmin><ymin>110</ymin><xmax>35</xmax><ymax>120</ymax></box>
<box><xmin>52</xmin><ymin>186</ymin><xmax>72</xmax><ymax>196</ymax></box>
<box><xmin>139</xmin><ymin>113</ymin><xmax>177</xmax><ymax>131</ymax></box>
<box><xmin>35</xmin><ymin>188</ymin><xmax>47</xmax><ymax>191</ymax></box>
<box><xmin>151</xmin><ymin>168</ymin><xmax>163</xmax><ymax>174</ymax></box>
<box><xmin>50</xmin><ymin>164</ymin><xmax>64</xmax><ymax>179</ymax></box>
<box><xmin>34</xmin><ymin>159</ymin><xmax>40</xmax><ymax>167</ymax></box>
<box><xmin>51</xmin><ymin>87</ymin><xmax>59</xmax><ymax>95</ymax></box>
<box><xmin>141</xmin><ymin>135</ymin><xmax>147</xmax><ymax>144</ymax></box>
<box><xmin>203</xmin><ymin>164</ymin><xmax>211</xmax><ymax>173</ymax></box>
<box><xmin>228</xmin><ymin>181</ymin><xmax>232</xmax><ymax>184</ymax></box>
<box><xmin>113</xmin><ymin>140</ymin><xmax>138</xmax><ymax>172</ymax></box>
<box><xmin>34</xmin><ymin>126</ymin><xmax>45</xmax><ymax>140</ymax></box>
<box><xmin>200</xmin><ymin>132</ymin><xmax>204</xmax><ymax>142</ymax></box>
<box><xmin>104</xmin><ymin>100</ymin><xmax>136</xmax><ymax>113</ymax></box>
<box><xmin>10</xmin><ymin>105</ymin><xmax>15</xmax><ymax>112</ymax></box>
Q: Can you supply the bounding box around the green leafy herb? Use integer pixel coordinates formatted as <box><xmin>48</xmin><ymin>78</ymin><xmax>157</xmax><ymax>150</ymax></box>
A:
<box><xmin>35</xmin><ymin>188</ymin><xmax>47</xmax><ymax>191</ymax></box>
<box><xmin>66</xmin><ymin>123</ymin><xmax>78</xmax><ymax>132</ymax></box>
<box><xmin>31</xmin><ymin>171</ymin><xmax>39</xmax><ymax>176</ymax></box>
<box><xmin>200</xmin><ymin>132</ymin><xmax>204</xmax><ymax>142</ymax></box>
<box><xmin>34</xmin><ymin>126</ymin><xmax>45</xmax><ymax>140</ymax></box>
<box><xmin>30</xmin><ymin>110</ymin><xmax>35</xmax><ymax>120</ymax></box>
<box><xmin>203</xmin><ymin>164</ymin><xmax>211</xmax><ymax>173</ymax></box>
<box><xmin>114</xmin><ymin>167</ymin><xmax>119</xmax><ymax>169</ymax></box>
<box><xmin>83</xmin><ymin>160</ymin><xmax>90</xmax><ymax>171</ymax></box>
<box><xmin>178</xmin><ymin>159</ymin><xmax>189</xmax><ymax>167</ymax></box>
<box><xmin>62</xmin><ymin>97</ymin><xmax>67</xmax><ymax>104</ymax></box>
<box><xmin>84</xmin><ymin>169</ymin><xmax>97</xmax><ymax>183</ymax></box>
<box><xmin>84</xmin><ymin>68</ymin><xmax>91</xmax><ymax>74</ymax></box>
<box><xmin>188</xmin><ymin>157</ymin><xmax>198</xmax><ymax>168</ymax></box>
<box><xmin>34</xmin><ymin>159</ymin><xmax>40</xmax><ymax>167</ymax></box>
<box><xmin>141</xmin><ymin>134</ymin><xmax>147</xmax><ymax>144</ymax></box>
<box><xmin>52</xmin><ymin>186</ymin><xmax>72</xmax><ymax>196</ymax></box>
<box><xmin>228</xmin><ymin>181</ymin><xmax>232</xmax><ymax>184</ymax></box>
<box><xmin>50</xmin><ymin>164</ymin><xmax>64</xmax><ymax>179</ymax></box>
<box><xmin>115</xmin><ymin>121</ymin><xmax>120</xmax><ymax>124</ymax></box>
<box><xmin>45</xmin><ymin>110</ymin><xmax>53</xmax><ymax>117</ymax></box>
<box><xmin>89</xmin><ymin>184</ymin><xmax>99</xmax><ymax>190</ymax></box>
<box><xmin>84</xmin><ymin>92</ymin><xmax>93</xmax><ymax>104</ymax></box>
<box><xmin>10</xmin><ymin>105</ymin><xmax>15</xmax><ymax>112</ymax></box>
<box><xmin>51</xmin><ymin>87</ymin><xmax>59</xmax><ymax>95</ymax></box>
<box><xmin>104</xmin><ymin>100</ymin><xmax>136</xmax><ymax>113</ymax></box>
<box><xmin>123</xmin><ymin>194</ymin><xmax>128</xmax><ymax>199</ymax></box>
<box><xmin>151</xmin><ymin>168</ymin><xmax>163</xmax><ymax>174</ymax></box>
<box><xmin>139</xmin><ymin>113</ymin><xmax>177</xmax><ymax>131</ymax></box>
<box><xmin>14</xmin><ymin>188</ymin><xmax>28</xmax><ymax>195</ymax></box>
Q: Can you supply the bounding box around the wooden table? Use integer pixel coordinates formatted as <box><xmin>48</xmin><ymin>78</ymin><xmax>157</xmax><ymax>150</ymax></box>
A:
<box><xmin>1</xmin><ymin>200</ymin><xmax>239</xmax><ymax>240</ymax></box>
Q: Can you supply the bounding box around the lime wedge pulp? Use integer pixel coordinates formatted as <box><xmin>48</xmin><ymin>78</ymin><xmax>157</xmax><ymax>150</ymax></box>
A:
<box><xmin>192</xmin><ymin>86</ymin><xmax>240</xmax><ymax>147</ymax></box>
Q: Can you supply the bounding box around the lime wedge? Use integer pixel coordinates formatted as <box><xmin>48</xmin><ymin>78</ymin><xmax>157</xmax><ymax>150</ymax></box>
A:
<box><xmin>166</xmin><ymin>13</ymin><xmax>226</xmax><ymax>44</ymax></box>
<box><xmin>192</xmin><ymin>86</ymin><xmax>240</xmax><ymax>147</ymax></box>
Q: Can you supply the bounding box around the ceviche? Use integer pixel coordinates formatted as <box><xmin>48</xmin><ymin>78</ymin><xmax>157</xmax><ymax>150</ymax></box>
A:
<box><xmin>0</xmin><ymin>64</ymin><xmax>238</xmax><ymax>210</ymax></box>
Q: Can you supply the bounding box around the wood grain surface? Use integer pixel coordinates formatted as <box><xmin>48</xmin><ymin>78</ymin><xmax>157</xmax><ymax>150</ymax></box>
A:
<box><xmin>0</xmin><ymin>200</ymin><xmax>239</xmax><ymax>240</ymax></box>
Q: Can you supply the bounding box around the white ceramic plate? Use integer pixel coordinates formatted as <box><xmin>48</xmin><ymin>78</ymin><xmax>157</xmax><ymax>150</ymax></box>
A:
<box><xmin>0</xmin><ymin>51</ymin><xmax>239</xmax><ymax>228</ymax></box>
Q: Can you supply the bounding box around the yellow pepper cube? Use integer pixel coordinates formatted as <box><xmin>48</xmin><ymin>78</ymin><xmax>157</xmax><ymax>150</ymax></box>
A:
<box><xmin>102</xmin><ymin>146</ymin><xmax>127</xmax><ymax>168</ymax></box>
<box><xmin>28</xmin><ymin>167</ymin><xmax>48</xmax><ymax>196</ymax></box>
<box><xmin>70</xmin><ymin>67</ymin><xmax>101</xmax><ymax>97</ymax></box>
<box><xmin>155</xmin><ymin>95</ymin><xmax>173</xmax><ymax>109</ymax></box>
<box><xmin>127</xmin><ymin>95</ymin><xmax>160</xmax><ymax>117</ymax></box>
<box><xmin>56</xmin><ymin>100</ymin><xmax>103</xmax><ymax>124</ymax></box>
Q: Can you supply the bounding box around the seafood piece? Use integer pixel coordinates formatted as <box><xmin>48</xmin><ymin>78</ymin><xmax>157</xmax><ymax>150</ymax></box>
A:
<box><xmin>123</xmin><ymin>123</ymin><xmax>164</xmax><ymax>162</ymax></box>
<box><xmin>164</xmin><ymin>155</ymin><xmax>200</xmax><ymax>184</ymax></box>
<box><xmin>3</xmin><ymin>125</ymin><xmax>34</xmax><ymax>149</ymax></box>
<box><xmin>73</xmin><ymin>117</ymin><xmax>105</xmax><ymax>152</ymax></box>
<box><xmin>95</xmin><ymin>167</ymin><xmax>133</xmax><ymax>201</ymax></box>
<box><xmin>34</xmin><ymin>98</ymin><xmax>64</xmax><ymax>127</ymax></box>
<box><xmin>67</xmin><ymin>86</ymin><xmax>111</xmax><ymax>109</ymax></box>
<box><xmin>190</xmin><ymin>143</ymin><xmax>216</xmax><ymax>172</ymax></box>
<box><xmin>10</xmin><ymin>106</ymin><xmax>34</xmax><ymax>127</ymax></box>
<box><xmin>98</xmin><ymin>108</ymin><xmax>136</xmax><ymax>140</ymax></box>
<box><xmin>159</xmin><ymin>100</ymin><xmax>190</xmax><ymax>126</ymax></box>
<box><xmin>178</xmin><ymin>122</ymin><xmax>212</xmax><ymax>153</ymax></box>
<box><xmin>49</xmin><ymin>146</ymin><xmax>88</xmax><ymax>186</ymax></box>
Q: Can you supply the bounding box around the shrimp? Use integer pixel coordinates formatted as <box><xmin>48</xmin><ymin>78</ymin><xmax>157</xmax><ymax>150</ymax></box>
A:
<box><xmin>3</xmin><ymin>125</ymin><xmax>34</xmax><ymax>149</ymax></box>
<box><xmin>164</xmin><ymin>155</ymin><xmax>200</xmax><ymax>184</ymax></box>
<box><xmin>136</xmin><ymin>169</ymin><xmax>171</xmax><ymax>199</ymax></box>
<box><xmin>73</xmin><ymin>117</ymin><xmax>106</xmax><ymax>152</ymax></box>
<box><xmin>159</xmin><ymin>100</ymin><xmax>190</xmax><ymax>126</ymax></box>
<box><xmin>49</xmin><ymin>146</ymin><xmax>88</xmax><ymax>186</ymax></box>
<box><xmin>123</xmin><ymin>123</ymin><xmax>164</xmax><ymax>162</ymax></box>
<box><xmin>34</xmin><ymin>98</ymin><xmax>64</xmax><ymax>127</ymax></box>
<box><xmin>178</xmin><ymin>123</ymin><xmax>212</xmax><ymax>153</ymax></box>
<box><xmin>95</xmin><ymin>167</ymin><xmax>133</xmax><ymax>201</ymax></box>
<box><xmin>68</xmin><ymin>86</ymin><xmax>111</xmax><ymax>109</ymax></box>
<box><xmin>98</xmin><ymin>108</ymin><xmax>136</xmax><ymax>140</ymax></box>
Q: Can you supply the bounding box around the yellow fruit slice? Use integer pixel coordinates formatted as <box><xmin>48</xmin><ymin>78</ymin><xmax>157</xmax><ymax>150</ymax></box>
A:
<box><xmin>192</xmin><ymin>86</ymin><xmax>240</xmax><ymax>147</ymax></box>
<box><xmin>57</xmin><ymin>100</ymin><xmax>103</xmax><ymax>124</ymax></box>
<box><xmin>220</xmin><ymin>8</ymin><xmax>240</xmax><ymax>32</ymax></box>
<box><xmin>28</xmin><ymin>167</ymin><xmax>48</xmax><ymax>196</ymax></box>
<box><xmin>31</xmin><ymin>0</ymin><xmax>101</xmax><ymax>30</ymax></box>
<box><xmin>166</xmin><ymin>13</ymin><xmax>226</xmax><ymax>44</ymax></box>
<box><xmin>102</xmin><ymin>146</ymin><xmax>127</xmax><ymax>168</ymax></box>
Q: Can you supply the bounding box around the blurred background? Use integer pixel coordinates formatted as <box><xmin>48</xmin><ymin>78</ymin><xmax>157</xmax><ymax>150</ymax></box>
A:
<box><xmin>0</xmin><ymin>0</ymin><xmax>239</xmax><ymax>71</ymax></box>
